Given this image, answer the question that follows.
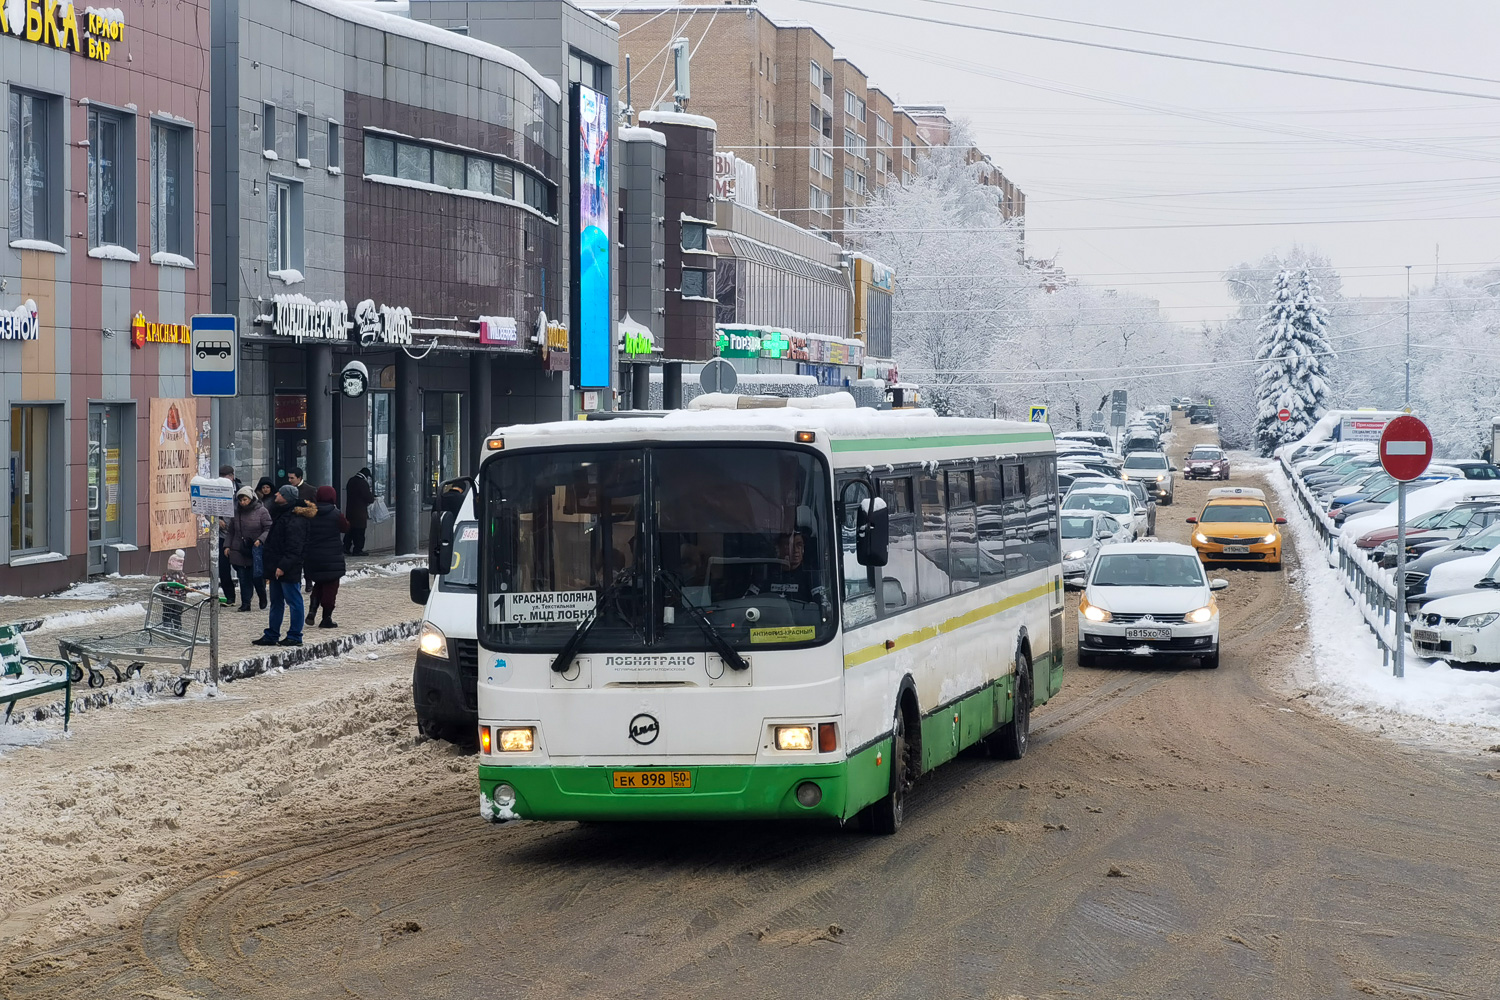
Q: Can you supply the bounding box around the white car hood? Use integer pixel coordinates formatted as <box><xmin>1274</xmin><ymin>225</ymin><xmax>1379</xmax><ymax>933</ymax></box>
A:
<box><xmin>1085</xmin><ymin>585</ymin><xmax>1207</xmax><ymax>615</ymax></box>
<box><xmin>1421</xmin><ymin>590</ymin><xmax>1500</xmax><ymax>619</ymax></box>
<box><xmin>1426</xmin><ymin>553</ymin><xmax>1500</xmax><ymax>592</ymax></box>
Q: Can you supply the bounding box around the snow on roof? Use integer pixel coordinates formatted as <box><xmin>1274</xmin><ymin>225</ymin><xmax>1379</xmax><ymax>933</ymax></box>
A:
<box><xmin>297</xmin><ymin>0</ymin><xmax>562</xmax><ymax>104</ymax></box>
<box><xmin>639</xmin><ymin>109</ymin><xmax>718</xmax><ymax>131</ymax></box>
<box><xmin>620</xmin><ymin>126</ymin><xmax>667</xmax><ymax>146</ymax></box>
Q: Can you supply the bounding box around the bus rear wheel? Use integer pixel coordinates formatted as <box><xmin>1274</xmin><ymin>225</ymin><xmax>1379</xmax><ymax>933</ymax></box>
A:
<box><xmin>868</xmin><ymin>704</ymin><xmax>912</xmax><ymax>835</ymax></box>
<box><xmin>989</xmin><ymin>654</ymin><xmax>1032</xmax><ymax>760</ymax></box>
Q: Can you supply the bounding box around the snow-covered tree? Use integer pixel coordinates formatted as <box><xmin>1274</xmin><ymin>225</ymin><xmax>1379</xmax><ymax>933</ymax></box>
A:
<box><xmin>1254</xmin><ymin>268</ymin><xmax>1334</xmax><ymax>454</ymax></box>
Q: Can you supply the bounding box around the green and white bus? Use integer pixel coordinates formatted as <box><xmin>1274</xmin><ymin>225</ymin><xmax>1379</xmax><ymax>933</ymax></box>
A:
<box><xmin>457</xmin><ymin>397</ymin><xmax>1062</xmax><ymax>833</ymax></box>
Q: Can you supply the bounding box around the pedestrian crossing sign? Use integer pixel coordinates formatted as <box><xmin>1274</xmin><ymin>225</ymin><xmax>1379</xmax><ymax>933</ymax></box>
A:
<box><xmin>1029</xmin><ymin>405</ymin><xmax>1048</xmax><ymax>423</ymax></box>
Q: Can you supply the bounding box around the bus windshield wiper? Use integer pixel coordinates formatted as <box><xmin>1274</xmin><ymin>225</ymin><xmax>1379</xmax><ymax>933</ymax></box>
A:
<box><xmin>550</xmin><ymin>581</ymin><xmax>625</xmax><ymax>674</ymax></box>
<box><xmin>656</xmin><ymin>570</ymin><xmax>749</xmax><ymax>672</ymax></box>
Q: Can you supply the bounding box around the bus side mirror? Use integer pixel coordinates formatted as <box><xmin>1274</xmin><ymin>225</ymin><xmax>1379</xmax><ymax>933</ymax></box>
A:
<box><xmin>856</xmin><ymin>499</ymin><xmax>889</xmax><ymax>566</ymax></box>
<box><xmin>410</xmin><ymin>567</ymin><xmax>432</xmax><ymax>605</ymax></box>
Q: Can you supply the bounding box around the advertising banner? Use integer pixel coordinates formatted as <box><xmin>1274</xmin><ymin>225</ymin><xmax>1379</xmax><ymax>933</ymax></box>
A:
<box><xmin>149</xmin><ymin>398</ymin><xmax>198</xmax><ymax>552</ymax></box>
<box><xmin>574</xmin><ymin>84</ymin><xmax>611</xmax><ymax>388</ymax></box>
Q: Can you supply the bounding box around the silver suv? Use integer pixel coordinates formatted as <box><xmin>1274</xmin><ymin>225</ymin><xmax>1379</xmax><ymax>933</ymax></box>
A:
<box><xmin>1122</xmin><ymin>450</ymin><xmax>1175</xmax><ymax>505</ymax></box>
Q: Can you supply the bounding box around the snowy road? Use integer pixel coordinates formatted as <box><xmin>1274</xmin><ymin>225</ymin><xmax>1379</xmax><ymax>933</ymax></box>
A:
<box><xmin>6</xmin><ymin>418</ymin><xmax>1500</xmax><ymax>999</ymax></box>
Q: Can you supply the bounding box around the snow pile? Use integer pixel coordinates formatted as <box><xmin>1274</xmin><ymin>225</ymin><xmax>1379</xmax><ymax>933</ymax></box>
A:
<box><xmin>1269</xmin><ymin>463</ymin><xmax>1500</xmax><ymax>749</ymax></box>
<box><xmin>48</xmin><ymin>581</ymin><xmax>119</xmax><ymax>601</ymax></box>
<box><xmin>34</xmin><ymin>601</ymin><xmax>144</xmax><ymax>632</ymax></box>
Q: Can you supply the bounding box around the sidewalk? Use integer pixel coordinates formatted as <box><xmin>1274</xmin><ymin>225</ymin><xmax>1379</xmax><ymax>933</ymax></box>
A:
<box><xmin>2</xmin><ymin>554</ymin><xmax>429</xmax><ymax>733</ymax></box>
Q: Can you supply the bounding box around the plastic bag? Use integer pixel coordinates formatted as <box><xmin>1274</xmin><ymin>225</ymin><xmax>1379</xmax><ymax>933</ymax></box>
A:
<box><xmin>370</xmin><ymin>495</ymin><xmax>391</xmax><ymax>524</ymax></box>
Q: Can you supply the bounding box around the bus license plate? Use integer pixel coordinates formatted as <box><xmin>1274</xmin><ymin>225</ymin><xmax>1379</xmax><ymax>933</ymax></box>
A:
<box><xmin>1223</xmin><ymin>545</ymin><xmax>1250</xmax><ymax>554</ymax></box>
<box><xmin>613</xmin><ymin>770</ymin><xmax>692</xmax><ymax>789</ymax></box>
<box><xmin>1125</xmin><ymin>628</ymin><xmax>1171</xmax><ymax>641</ymax></box>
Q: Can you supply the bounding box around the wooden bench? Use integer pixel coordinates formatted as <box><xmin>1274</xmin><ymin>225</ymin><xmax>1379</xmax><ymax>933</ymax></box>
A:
<box><xmin>1</xmin><ymin>623</ymin><xmax>76</xmax><ymax>732</ymax></box>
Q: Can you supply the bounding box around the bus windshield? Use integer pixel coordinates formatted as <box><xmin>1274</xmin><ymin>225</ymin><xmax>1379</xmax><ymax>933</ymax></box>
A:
<box><xmin>479</xmin><ymin>445</ymin><xmax>835</xmax><ymax>652</ymax></box>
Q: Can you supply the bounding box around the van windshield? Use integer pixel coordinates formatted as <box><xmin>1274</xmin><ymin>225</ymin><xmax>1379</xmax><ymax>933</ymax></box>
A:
<box><xmin>439</xmin><ymin>522</ymin><xmax>479</xmax><ymax>592</ymax></box>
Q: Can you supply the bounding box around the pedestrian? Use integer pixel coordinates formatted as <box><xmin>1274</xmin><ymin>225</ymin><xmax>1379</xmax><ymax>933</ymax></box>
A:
<box><xmin>253</xmin><ymin>485</ymin><xmax>309</xmax><ymax>647</ymax></box>
<box><xmin>160</xmin><ymin>548</ymin><xmax>189</xmax><ymax>632</ymax></box>
<box><xmin>224</xmin><ymin>486</ymin><xmax>271</xmax><ymax>611</ymax></box>
<box><xmin>255</xmin><ymin>476</ymin><xmax>275</xmax><ymax>503</ymax></box>
<box><xmin>344</xmin><ymin>467</ymin><xmax>375</xmax><ymax>556</ymax></box>
<box><xmin>217</xmin><ymin>464</ymin><xmax>241</xmax><ymax>605</ymax></box>
<box><xmin>286</xmin><ymin>467</ymin><xmax>317</xmax><ymax>503</ymax></box>
<box><xmin>300</xmin><ymin>485</ymin><xmax>349</xmax><ymax>628</ymax></box>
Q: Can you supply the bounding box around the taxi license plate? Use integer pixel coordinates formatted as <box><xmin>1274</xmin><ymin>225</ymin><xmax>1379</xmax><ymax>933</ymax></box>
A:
<box><xmin>1125</xmin><ymin>628</ymin><xmax>1172</xmax><ymax>641</ymax></box>
<box><xmin>613</xmin><ymin>770</ymin><xmax>693</xmax><ymax>789</ymax></box>
<box><xmin>1412</xmin><ymin>629</ymin><xmax>1441</xmax><ymax>644</ymax></box>
<box><xmin>1223</xmin><ymin>545</ymin><xmax>1251</xmax><ymax>554</ymax></box>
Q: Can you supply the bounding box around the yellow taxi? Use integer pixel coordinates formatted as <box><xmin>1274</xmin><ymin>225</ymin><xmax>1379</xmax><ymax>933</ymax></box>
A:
<box><xmin>1185</xmin><ymin>486</ymin><xmax>1285</xmax><ymax>568</ymax></box>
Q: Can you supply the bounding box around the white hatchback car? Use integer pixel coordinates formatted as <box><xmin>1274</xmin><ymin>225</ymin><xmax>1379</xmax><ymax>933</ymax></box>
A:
<box><xmin>1077</xmin><ymin>541</ymin><xmax>1229</xmax><ymax>668</ymax></box>
<box><xmin>1411</xmin><ymin>591</ymin><xmax>1500</xmax><ymax>668</ymax></box>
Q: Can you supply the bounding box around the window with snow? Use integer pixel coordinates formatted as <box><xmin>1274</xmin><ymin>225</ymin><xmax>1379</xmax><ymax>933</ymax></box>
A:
<box><xmin>681</xmin><ymin>222</ymin><xmax>708</xmax><ymax>252</ymax></box>
<box><xmin>150</xmin><ymin>120</ymin><xmax>193</xmax><ymax>261</ymax></box>
<box><xmin>8</xmin><ymin>89</ymin><xmax>62</xmax><ymax>245</ymax></box>
<box><xmin>88</xmin><ymin>107</ymin><xmax>136</xmax><ymax>252</ymax></box>
<box><xmin>268</xmin><ymin>178</ymin><xmax>303</xmax><ymax>274</ymax></box>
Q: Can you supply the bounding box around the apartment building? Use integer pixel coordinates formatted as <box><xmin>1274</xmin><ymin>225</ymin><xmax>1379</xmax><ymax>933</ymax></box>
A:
<box><xmin>900</xmin><ymin>104</ymin><xmax>1024</xmax><ymax>221</ymax></box>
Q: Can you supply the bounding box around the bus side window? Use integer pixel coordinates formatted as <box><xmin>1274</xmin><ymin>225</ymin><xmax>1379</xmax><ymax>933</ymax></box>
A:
<box><xmin>945</xmin><ymin>468</ymin><xmax>979</xmax><ymax>594</ymax></box>
<box><xmin>975</xmin><ymin>461</ymin><xmax>1006</xmax><ymax>583</ymax></box>
<box><xmin>916</xmin><ymin>472</ymin><xmax>948</xmax><ymax>603</ymax></box>
<box><xmin>837</xmin><ymin>478</ymin><xmax>878</xmax><ymax>629</ymax></box>
<box><xmin>878</xmin><ymin>476</ymin><xmax>917</xmax><ymax>615</ymax></box>
<box><xmin>1024</xmin><ymin>456</ymin><xmax>1059</xmax><ymax>573</ymax></box>
<box><xmin>1001</xmin><ymin>464</ymin><xmax>1028</xmax><ymax>577</ymax></box>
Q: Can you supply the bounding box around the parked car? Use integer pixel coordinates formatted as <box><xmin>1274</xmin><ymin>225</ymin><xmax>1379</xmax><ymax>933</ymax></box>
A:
<box><xmin>1405</xmin><ymin>552</ymin><xmax>1500</xmax><ymax>619</ymax></box>
<box><xmin>1061</xmin><ymin>511</ymin><xmax>1135</xmax><ymax>587</ymax></box>
<box><xmin>1183</xmin><ymin>445</ymin><xmax>1230</xmax><ymax>481</ymax></box>
<box><xmin>1122</xmin><ymin>450</ymin><xmax>1175</xmax><ymax>505</ymax></box>
<box><xmin>1411</xmin><ymin>586</ymin><xmax>1500</xmax><ymax>667</ymax></box>
<box><xmin>1062</xmin><ymin>485</ymin><xmax>1144</xmax><ymax>540</ymax></box>
<box><xmin>1359</xmin><ymin>501</ymin><xmax>1500</xmax><ymax>567</ymax></box>
<box><xmin>1402</xmin><ymin>520</ymin><xmax>1500</xmax><ymax>596</ymax></box>
<box><xmin>1186</xmin><ymin>486</ymin><xmax>1286</xmax><ymax>568</ymax></box>
<box><xmin>1057</xmin><ymin>431</ymin><xmax>1116</xmax><ymax>451</ymax></box>
<box><xmin>1332</xmin><ymin>476</ymin><xmax>1450</xmax><ymax>527</ymax></box>
<box><xmin>1077</xmin><ymin>542</ymin><xmax>1228</xmax><ymax>668</ymax></box>
<box><xmin>1443</xmin><ymin>459</ymin><xmax>1500</xmax><ymax>481</ymax></box>
<box><xmin>1123</xmin><ymin>479</ymin><xmax>1157</xmax><ymax>536</ymax></box>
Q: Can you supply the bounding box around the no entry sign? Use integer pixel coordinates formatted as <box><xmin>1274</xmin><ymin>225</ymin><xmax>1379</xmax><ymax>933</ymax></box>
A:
<box><xmin>1277</xmin><ymin>408</ymin><xmax>1291</xmax><ymax>423</ymax></box>
<box><xmin>1379</xmin><ymin>415</ymin><xmax>1433</xmax><ymax>482</ymax></box>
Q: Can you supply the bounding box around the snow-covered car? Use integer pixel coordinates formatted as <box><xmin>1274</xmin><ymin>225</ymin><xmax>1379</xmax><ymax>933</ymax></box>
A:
<box><xmin>1123</xmin><ymin>479</ymin><xmax>1157</xmax><ymax>536</ymax></box>
<box><xmin>1403</xmin><ymin>521</ymin><xmax>1500</xmax><ymax>595</ymax></box>
<box><xmin>1057</xmin><ymin>431</ymin><xmax>1115</xmax><ymax>451</ymax></box>
<box><xmin>1077</xmin><ymin>541</ymin><xmax>1228</xmax><ymax>668</ymax></box>
<box><xmin>1411</xmin><ymin>590</ymin><xmax>1500</xmax><ymax>668</ymax></box>
<box><xmin>1364</xmin><ymin>502</ymin><xmax>1500</xmax><ymax>567</ymax></box>
<box><xmin>1061</xmin><ymin>511</ymin><xmax>1134</xmax><ymax>587</ymax></box>
<box><xmin>1183</xmin><ymin>445</ymin><xmax>1230</xmax><ymax>481</ymax></box>
<box><xmin>1122</xmin><ymin>450</ymin><xmax>1175</xmax><ymax>505</ymax></box>
<box><xmin>1062</xmin><ymin>485</ymin><xmax>1143</xmax><ymax>540</ymax></box>
<box><xmin>1122</xmin><ymin>434</ymin><xmax>1159</xmax><ymax>457</ymax></box>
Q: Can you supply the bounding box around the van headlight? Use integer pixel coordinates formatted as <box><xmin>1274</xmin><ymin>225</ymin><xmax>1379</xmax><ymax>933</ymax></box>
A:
<box><xmin>1184</xmin><ymin>605</ymin><xmax>1215</xmax><ymax>624</ymax></box>
<box><xmin>1065</xmin><ymin>549</ymin><xmax>1087</xmax><ymax>560</ymax></box>
<box><xmin>1458</xmin><ymin>612</ymin><xmax>1500</xmax><ymax>629</ymax></box>
<box><xmin>418</xmin><ymin>623</ymin><xmax>449</xmax><ymax>658</ymax></box>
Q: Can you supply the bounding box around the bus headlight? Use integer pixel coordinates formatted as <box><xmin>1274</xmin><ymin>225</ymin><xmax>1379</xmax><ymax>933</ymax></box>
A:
<box><xmin>1184</xmin><ymin>605</ymin><xmax>1215</xmax><ymax>624</ymax></box>
<box><xmin>1080</xmin><ymin>597</ymin><xmax>1111</xmax><ymax>623</ymax></box>
<box><xmin>498</xmin><ymin>728</ymin><xmax>535</xmax><ymax>752</ymax></box>
<box><xmin>775</xmin><ymin>726</ymin><xmax>815</xmax><ymax>751</ymax></box>
<box><xmin>418</xmin><ymin>623</ymin><xmax>448</xmax><ymax>658</ymax></box>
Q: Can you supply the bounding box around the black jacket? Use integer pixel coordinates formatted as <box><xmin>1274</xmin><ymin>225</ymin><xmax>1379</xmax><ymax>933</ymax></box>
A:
<box><xmin>299</xmin><ymin>502</ymin><xmax>348</xmax><ymax>582</ymax></box>
<box><xmin>263</xmin><ymin>501</ymin><xmax>309</xmax><ymax>579</ymax></box>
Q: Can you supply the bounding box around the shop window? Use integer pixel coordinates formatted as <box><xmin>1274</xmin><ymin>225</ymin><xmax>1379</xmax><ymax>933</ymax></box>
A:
<box><xmin>150</xmin><ymin>120</ymin><xmax>193</xmax><ymax>261</ymax></box>
<box><xmin>363</xmin><ymin>131</ymin><xmax>551</xmax><ymax>216</ymax></box>
<box><xmin>10</xmin><ymin>405</ymin><xmax>55</xmax><ymax>553</ymax></box>
<box><xmin>435</xmin><ymin>149</ymin><xmax>465</xmax><ymax>189</ymax></box>
<box><xmin>88</xmin><ymin>108</ymin><xmax>135</xmax><ymax>252</ymax></box>
<box><xmin>87</xmin><ymin>404</ymin><xmax>127</xmax><ymax>551</ymax></box>
<box><xmin>466</xmin><ymin>156</ymin><xmax>492</xmax><ymax>194</ymax></box>
<box><xmin>493</xmin><ymin>162</ymin><xmax>515</xmax><ymax>200</ymax></box>
<box><xmin>268</xmin><ymin>178</ymin><xmax>303</xmax><ymax>273</ymax></box>
<box><xmin>396</xmin><ymin>142</ymin><xmax>432</xmax><ymax>183</ymax></box>
<box><xmin>262</xmin><ymin>103</ymin><xmax>277</xmax><ymax>155</ymax></box>
<box><xmin>681</xmin><ymin>222</ymin><xmax>708</xmax><ymax>252</ymax></box>
<box><xmin>328</xmin><ymin>122</ymin><xmax>342</xmax><ymax>171</ymax></box>
<box><xmin>680</xmin><ymin>268</ymin><xmax>712</xmax><ymax>300</ymax></box>
<box><xmin>367</xmin><ymin>390</ymin><xmax>393</xmax><ymax>504</ymax></box>
<box><xmin>8</xmin><ymin>89</ymin><xmax>62</xmax><ymax>245</ymax></box>
<box><xmin>295</xmin><ymin>113</ymin><xmax>309</xmax><ymax>163</ymax></box>
<box><xmin>423</xmin><ymin>392</ymin><xmax>462</xmax><ymax>509</ymax></box>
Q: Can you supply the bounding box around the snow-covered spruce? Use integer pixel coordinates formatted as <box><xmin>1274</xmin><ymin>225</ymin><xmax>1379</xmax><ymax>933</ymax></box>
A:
<box><xmin>1254</xmin><ymin>267</ymin><xmax>1333</xmax><ymax>456</ymax></box>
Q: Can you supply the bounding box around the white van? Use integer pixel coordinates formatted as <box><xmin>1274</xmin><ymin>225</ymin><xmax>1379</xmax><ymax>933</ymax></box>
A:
<box><xmin>409</xmin><ymin>480</ymin><xmax>479</xmax><ymax>748</ymax></box>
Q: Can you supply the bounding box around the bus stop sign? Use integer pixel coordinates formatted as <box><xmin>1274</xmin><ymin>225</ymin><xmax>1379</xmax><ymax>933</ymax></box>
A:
<box><xmin>1379</xmin><ymin>415</ymin><xmax>1432</xmax><ymax>482</ymax></box>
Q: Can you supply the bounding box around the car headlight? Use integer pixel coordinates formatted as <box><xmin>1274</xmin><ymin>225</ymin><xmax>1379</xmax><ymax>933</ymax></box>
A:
<box><xmin>1080</xmin><ymin>597</ymin><xmax>1111</xmax><ymax>622</ymax></box>
<box><xmin>1262</xmin><ymin>532</ymin><xmax>1278</xmax><ymax>544</ymax></box>
<box><xmin>1194</xmin><ymin>532</ymin><xmax>1208</xmax><ymax>544</ymax></box>
<box><xmin>1065</xmin><ymin>549</ymin><xmax>1088</xmax><ymax>560</ymax></box>
<box><xmin>1184</xmin><ymin>604</ymin><xmax>1215</xmax><ymax>624</ymax></box>
<box><xmin>1155</xmin><ymin>475</ymin><xmax>1165</xmax><ymax>482</ymax></box>
<box><xmin>1458</xmin><ymin>612</ymin><xmax>1500</xmax><ymax>628</ymax></box>
<box><xmin>418</xmin><ymin>623</ymin><xmax>449</xmax><ymax>658</ymax></box>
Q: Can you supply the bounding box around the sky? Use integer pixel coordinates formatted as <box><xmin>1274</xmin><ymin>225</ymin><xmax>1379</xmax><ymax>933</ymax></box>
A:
<box><xmin>704</xmin><ymin>0</ymin><xmax>1500</xmax><ymax>325</ymax></box>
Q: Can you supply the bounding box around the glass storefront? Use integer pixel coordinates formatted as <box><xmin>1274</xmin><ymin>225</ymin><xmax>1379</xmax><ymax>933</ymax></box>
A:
<box><xmin>87</xmin><ymin>404</ymin><xmax>127</xmax><ymax>572</ymax></box>
<box><xmin>424</xmin><ymin>390</ymin><xmax>462</xmax><ymax>507</ymax></box>
<box><xmin>9</xmin><ymin>405</ymin><xmax>52</xmax><ymax>553</ymax></box>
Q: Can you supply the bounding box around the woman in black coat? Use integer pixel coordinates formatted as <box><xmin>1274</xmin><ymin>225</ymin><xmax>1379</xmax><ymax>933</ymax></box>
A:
<box><xmin>299</xmin><ymin>485</ymin><xmax>349</xmax><ymax>628</ymax></box>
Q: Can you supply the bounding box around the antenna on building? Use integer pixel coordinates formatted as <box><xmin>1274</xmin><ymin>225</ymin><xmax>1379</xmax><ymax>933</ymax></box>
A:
<box><xmin>672</xmin><ymin>37</ymin><xmax>691</xmax><ymax>111</ymax></box>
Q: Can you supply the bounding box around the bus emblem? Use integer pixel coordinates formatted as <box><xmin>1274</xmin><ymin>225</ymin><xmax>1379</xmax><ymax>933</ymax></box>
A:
<box><xmin>628</xmin><ymin>713</ymin><xmax>660</xmax><ymax>746</ymax></box>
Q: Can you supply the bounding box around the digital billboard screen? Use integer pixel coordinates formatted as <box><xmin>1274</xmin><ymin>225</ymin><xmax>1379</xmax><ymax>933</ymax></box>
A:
<box><xmin>574</xmin><ymin>84</ymin><xmax>610</xmax><ymax>389</ymax></box>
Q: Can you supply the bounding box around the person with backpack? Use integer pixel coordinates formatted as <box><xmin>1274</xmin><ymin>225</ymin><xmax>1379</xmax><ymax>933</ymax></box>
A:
<box><xmin>224</xmin><ymin>486</ymin><xmax>271</xmax><ymax>611</ymax></box>
<box><xmin>253</xmin><ymin>485</ymin><xmax>309</xmax><ymax>647</ymax></box>
<box><xmin>300</xmin><ymin>485</ymin><xmax>349</xmax><ymax>628</ymax></box>
<box><xmin>344</xmin><ymin>467</ymin><xmax>375</xmax><ymax>556</ymax></box>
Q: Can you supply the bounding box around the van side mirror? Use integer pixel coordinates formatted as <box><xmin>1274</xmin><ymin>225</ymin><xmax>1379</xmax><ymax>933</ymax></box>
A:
<box><xmin>856</xmin><ymin>498</ymin><xmax>890</xmax><ymax>566</ymax></box>
<box><xmin>409</xmin><ymin>567</ymin><xmax>432</xmax><ymax>605</ymax></box>
<box><xmin>427</xmin><ymin>478</ymin><xmax>471</xmax><ymax>574</ymax></box>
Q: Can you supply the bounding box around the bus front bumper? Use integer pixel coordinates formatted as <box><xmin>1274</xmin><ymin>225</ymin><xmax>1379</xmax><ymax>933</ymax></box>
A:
<box><xmin>478</xmin><ymin>748</ymin><xmax>890</xmax><ymax>824</ymax></box>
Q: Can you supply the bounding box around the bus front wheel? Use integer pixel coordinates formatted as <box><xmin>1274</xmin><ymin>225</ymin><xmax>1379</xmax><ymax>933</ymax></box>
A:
<box><xmin>989</xmin><ymin>654</ymin><xmax>1032</xmax><ymax>760</ymax></box>
<box><xmin>868</xmin><ymin>704</ymin><xmax>912</xmax><ymax>835</ymax></box>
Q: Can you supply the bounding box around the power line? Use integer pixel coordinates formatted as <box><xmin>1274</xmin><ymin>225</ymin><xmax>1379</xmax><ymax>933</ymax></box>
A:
<box><xmin>852</xmin><ymin>213</ymin><xmax>1500</xmax><ymax>233</ymax></box>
